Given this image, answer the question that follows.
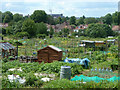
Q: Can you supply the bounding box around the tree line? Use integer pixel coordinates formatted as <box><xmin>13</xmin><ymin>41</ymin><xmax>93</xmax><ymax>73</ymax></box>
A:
<box><xmin>0</xmin><ymin>10</ymin><xmax>119</xmax><ymax>38</ymax></box>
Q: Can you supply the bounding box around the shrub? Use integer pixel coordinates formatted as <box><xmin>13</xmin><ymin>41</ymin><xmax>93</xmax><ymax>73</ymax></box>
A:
<box><xmin>43</xmin><ymin>79</ymin><xmax>79</xmax><ymax>88</ymax></box>
<box><xmin>2</xmin><ymin>57</ymin><xmax>9</xmax><ymax>63</ymax></box>
<box><xmin>39</xmin><ymin>61</ymin><xmax>83</xmax><ymax>77</ymax></box>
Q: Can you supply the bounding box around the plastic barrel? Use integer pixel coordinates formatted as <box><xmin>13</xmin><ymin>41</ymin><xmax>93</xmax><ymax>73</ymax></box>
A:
<box><xmin>60</xmin><ymin>66</ymin><xmax>71</xmax><ymax>80</ymax></box>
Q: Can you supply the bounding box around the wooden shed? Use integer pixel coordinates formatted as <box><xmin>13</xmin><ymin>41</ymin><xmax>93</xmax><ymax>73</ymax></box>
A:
<box><xmin>37</xmin><ymin>45</ymin><xmax>63</xmax><ymax>63</ymax></box>
<box><xmin>0</xmin><ymin>42</ymin><xmax>16</xmax><ymax>58</ymax></box>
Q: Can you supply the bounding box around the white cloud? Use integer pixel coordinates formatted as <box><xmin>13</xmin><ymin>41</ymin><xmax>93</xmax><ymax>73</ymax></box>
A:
<box><xmin>5</xmin><ymin>3</ymin><xmax>12</xmax><ymax>7</ymax></box>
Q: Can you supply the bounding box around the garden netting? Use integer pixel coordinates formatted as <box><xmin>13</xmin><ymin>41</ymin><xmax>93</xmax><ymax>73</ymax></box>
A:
<box><xmin>71</xmin><ymin>75</ymin><xmax>120</xmax><ymax>83</ymax></box>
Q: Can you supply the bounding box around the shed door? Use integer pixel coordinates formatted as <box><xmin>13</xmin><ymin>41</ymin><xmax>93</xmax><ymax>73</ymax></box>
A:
<box><xmin>38</xmin><ymin>51</ymin><xmax>49</xmax><ymax>63</ymax></box>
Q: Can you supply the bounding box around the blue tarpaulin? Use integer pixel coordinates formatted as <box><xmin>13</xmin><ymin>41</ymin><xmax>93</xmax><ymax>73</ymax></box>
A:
<box><xmin>64</xmin><ymin>57</ymin><xmax>90</xmax><ymax>68</ymax></box>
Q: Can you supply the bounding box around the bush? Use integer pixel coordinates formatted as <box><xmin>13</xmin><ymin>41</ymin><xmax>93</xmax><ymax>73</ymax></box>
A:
<box><xmin>43</xmin><ymin>79</ymin><xmax>79</xmax><ymax>88</ymax></box>
<box><xmin>2</xmin><ymin>57</ymin><xmax>9</xmax><ymax>63</ymax></box>
<box><xmin>43</xmin><ymin>79</ymin><xmax>118</xmax><ymax>88</ymax></box>
<box><xmin>39</xmin><ymin>61</ymin><xmax>83</xmax><ymax>77</ymax></box>
<box><xmin>25</xmin><ymin>73</ymin><xmax>37</xmax><ymax>86</ymax></box>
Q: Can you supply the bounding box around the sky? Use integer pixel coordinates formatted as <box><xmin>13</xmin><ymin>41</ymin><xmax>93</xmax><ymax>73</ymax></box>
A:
<box><xmin>0</xmin><ymin>0</ymin><xmax>120</xmax><ymax>17</ymax></box>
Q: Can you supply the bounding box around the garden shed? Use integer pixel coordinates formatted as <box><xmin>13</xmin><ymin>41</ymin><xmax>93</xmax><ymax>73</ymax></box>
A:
<box><xmin>80</xmin><ymin>40</ymin><xmax>95</xmax><ymax>48</ymax></box>
<box><xmin>0</xmin><ymin>42</ymin><xmax>16</xmax><ymax>58</ymax></box>
<box><xmin>106</xmin><ymin>39</ymin><xmax>115</xmax><ymax>45</ymax></box>
<box><xmin>37</xmin><ymin>45</ymin><xmax>63</xmax><ymax>63</ymax></box>
<box><xmin>95</xmin><ymin>41</ymin><xmax>106</xmax><ymax>47</ymax></box>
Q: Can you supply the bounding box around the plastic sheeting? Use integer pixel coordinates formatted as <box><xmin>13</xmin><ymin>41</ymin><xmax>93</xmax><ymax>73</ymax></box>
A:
<box><xmin>64</xmin><ymin>57</ymin><xmax>90</xmax><ymax>68</ymax></box>
<box><xmin>71</xmin><ymin>75</ymin><xmax>120</xmax><ymax>83</ymax></box>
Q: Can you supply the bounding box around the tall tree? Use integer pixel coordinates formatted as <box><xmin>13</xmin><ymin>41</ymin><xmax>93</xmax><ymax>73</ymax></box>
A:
<box><xmin>3</xmin><ymin>11</ymin><xmax>13</xmax><ymax>23</ymax></box>
<box><xmin>22</xmin><ymin>19</ymin><xmax>36</xmax><ymax>37</ymax></box>
<box><xmin>36</xmin><ymin>22</ymin><xmax>48</xmax><ymax>35</ymax></box>
<box><xmin>76</xmin><ymin>17</ymin><xmax>84</xmax><ymax>25</ymax></box>
<box><xmin>47</xmin><ymin>15</ymin><xmax>55</xmax><ymax>25</ymax></box>
<box><xmin>13</xmin><ymin>20</ymin><xmax>23</xmax><ymax>34</ymax></box>
<box><xmin>0</xmin><ymin>11</ymin><xmax>2</xmax><ymax>23</ymax></box>
<box><xmin>70</xmin><ymin>16</ymin><xmax>76</xmax><ymax>25</ymax></box>
<box><xmin>13</xmin><ymin>13</ymin><xmax>23</xmax><ymax>22</ymax></box>
<box><xmin>85</xmin><ymin>23</ymin><xmax>114</xmax><ymax>38</ymax></box>
<box><xmin>49</xmin><ymin>26</ymin><xmax>54</xmax><ymax>35</ymax></box>
<box><xmin>103</xmin><ymin>13</ymin><xmax>112</xmax><ymax>25</ymax></box>
<box><xmin>118</xmin><ymin>12</ymin><xmax>120</xmax><ymax>25</ymax></box>
<box><xmin>6</xmin><ymin>26</ymin><xmax>14</xmax><ymax>35</ymax></box>
<box><xmin>84</xmin><ymin>17</ymin><xmax>97</xmax><ymax>24</ymax></box>
<box><xmin>30</xmin><ymin>10</ymin><xmax>47</xmax><ymax>23</ymax></box>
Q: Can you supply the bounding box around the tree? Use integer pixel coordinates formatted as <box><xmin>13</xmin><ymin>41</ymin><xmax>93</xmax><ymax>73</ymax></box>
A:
<box><xmin>30</xmin><ymin>10</ymin><xmax>47</xmax><ymax>23</ymax></box>
<box><xmin>61</xmin><ymin>28</ymin><xmax>70</xmax><ymax>37</ymax></box>
<box><xmin>16</xmin><ymin>32</ymin><xmax>29</xmax><ymax>38</ymax></box>
<box><xmin>70</xmin><ymin>16</ymin><xmax>76</xmax><ymax>25</ymax></box>
<box><xmin>83</xmin><ymin>15</ymin><xmax>85</xmax><ymax>19</ymax></box>
<box><xmin>2</xmin><ymin>28</ymin><xmax>6</xmax><ymax>35</ymax></box>
<box><xmin>85</xmin><ymin>23</ymin><xmax>114</xmax><ymax>38</ymax></box>
<box><xmin>3</xmin><ymin>11</ymin><xmax>13</xmax><ymax>23</ymax></box>
<box><xmin>118</xmin><ymin>12</ymin><xmax>120</xmax><ymax>25</ymax></box>
<box><xmin>47</xmin><ymin>15</ymin><xmax>55</xmax><ymax>25</ymax></box>
<box><xmin>49</xmin><ymin>26</ymin><xmax>54</xmax><ymax>35</ymax></box>
<box><xmin>6</xmin><ymin>26</ymin><xmax>14</xmax><ymax>35</ymax></box>
<box><xmin>84</xmin><ymin>17</ymin><xmax>97</xmax><ymax>24</ymax></box>
<box><xmin>22</xmin><ymin>19</ymin><xmax>36</xmax><ymax>37</ymax></box>
<box><xmin>13</xmin><ymin>13</ymin><xmax>23</xmax><ymax>22</ymax></box>
<box><xmin>3</xmin><ymin>15</ymin><xmax>11</xmax><ymax>23</ymax></box>
<box><xmin>36</xmin><ymin>22</ymin><xmax>48</xmax><ymax>35</ymax></box>
<box><xmin>62</xmin><ymin>17</ymin><xmax>67</xmax><ymax>23</ymax></box>
<box><xmin>0</xmin><ymin>11</ymin><xmax>2</xmax><ymax>23</ymax></box>
<box><xmin>13</xmin><ymin>20</ymin><xmax>23</xmax><ymax>34</ymax></box>
<box><xmin>76</xmin><ymin>17</ymin><xmax>84</xmax><ymax>25</ymax></box>
<box><xmin>103</xmin><ymin>13</ymin><xmax>112</xmax><ymax>25</ymax></box>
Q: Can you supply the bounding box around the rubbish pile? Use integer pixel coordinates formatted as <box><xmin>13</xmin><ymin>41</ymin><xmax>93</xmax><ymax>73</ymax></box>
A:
<box><xmin>8</xmin><ymin>74</ymin><xmax>26</xmax><ymax>84</ymax></box>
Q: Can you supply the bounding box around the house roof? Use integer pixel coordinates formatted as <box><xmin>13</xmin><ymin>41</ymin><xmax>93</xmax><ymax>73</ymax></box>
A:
<box><xmin>112</xmin><ymin>25</ymin><xmax>120</xmax><ymax>31</ymax></box>
<box><xmin>48</xmin><ymin>45</ymin><xmax>62</xmax><ymax>52</ymax></box>
<box><xmin>0</xmin><ymin>42</ymin><xmax>15</xmax><ymax>50</ymax></box>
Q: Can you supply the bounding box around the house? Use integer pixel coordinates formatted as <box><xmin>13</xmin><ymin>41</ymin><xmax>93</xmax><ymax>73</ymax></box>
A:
<box><xmin>37</xmin><ymin>45</ymin><xmax>63</xmax><ymax>63</ymax></box>
<box><xmin>112</xmin><ymin>25</ymin><xmax>120</xmax><ymax>33</ymax></box>
<box><xmin>48</xmin><ymin>14</ymin><xmax>64</xmax><ymax>18</ymax></box>
<box><xmin>0</xmin><ymin>42</ymin><xmax>16</xmax><ymax>58</ymax></box>
<box><xmin>73</xmin><ymin>24</ymin><xmax>88</xmax><ymax>32</ymax></box>
<box><xmin>0</xmin><ymin>23</ymin><xmax>8</xmax><ymax>28</ymax></box>
<box><xmin>47</xmin><ymin>22</ymin><xmax>73</xmax><ymax>33</ymax></box>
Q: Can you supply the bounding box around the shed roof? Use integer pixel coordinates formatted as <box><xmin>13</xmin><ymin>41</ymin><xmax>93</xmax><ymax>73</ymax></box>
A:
<box><xmin>107</xmin><ymin>39</ymin><xmax>115</xmax><ymax>42</ymax></box>
<box><xmin>0</xmin><ymin>42</ymin><xmax>15</xmax><ymax>50</ymax></box>
<box><xmin>48</xmin><ymin>45</ymin><xmax>62</xmax><ymax>52</ymax></box>
<box><xmin>81</xmin><ymin>40</ymin><xmax>94</xmax><ymax>43</ymax></box>
<box><xmin>95</xmin><ymin>41</ymin><xmax>104</xmax><ymax>43</ymax></box>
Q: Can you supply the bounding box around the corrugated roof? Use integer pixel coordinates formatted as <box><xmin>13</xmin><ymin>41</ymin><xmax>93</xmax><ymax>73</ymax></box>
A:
<box><xmin>48</xmin><ymin>45</ymin><xmax>62</xmax><ymax>52</ymax></box>
<box><xmin>0</xmin><ymin>42</ymin><xmax>15</xmax><ymax>50</ymax></box>
<box><xmin>95</xmin><ymin>41</ymin><xmax>104</xmax><ymax>43</ymax></box>
<box><xmin>81</xmin><ymin>40</ymin><xmax>94</xmax><ymax>43</ymax></box>
<box><xmin>107</xmin><ymin>39</ymin><xmax>115</xmax><ymax>42</ymax></box>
